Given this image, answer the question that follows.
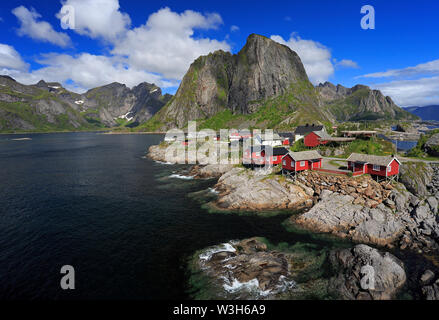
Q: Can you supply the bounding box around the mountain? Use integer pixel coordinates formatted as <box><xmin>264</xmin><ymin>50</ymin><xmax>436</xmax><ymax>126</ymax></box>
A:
<box><xmin>404</xmin><ymin>105</ymin><xmax>439</xmax><ymax>121</ymax></box>
<box><xmin>142</xmin><ymin>34</ymin><xmax>416</xmax><ymax>131</ymax></box>
<box><xmin>317</xmin><ymin>82</ymin><xmax>418</xmax><ymax>121</ymax></box>
<box><xmin>83</xmin><ymin>82</ymin><xmax>171</xmax><ymax>127</ymax></box>
<box><xmin>0</xmin><ymin>75</ymin><xmax>170</xmax><ymax>132</ymax></box>
<box><xmin>142</xmin><ymin>34</ymin><xmax>333</xmax><ymax>131</ymax></box>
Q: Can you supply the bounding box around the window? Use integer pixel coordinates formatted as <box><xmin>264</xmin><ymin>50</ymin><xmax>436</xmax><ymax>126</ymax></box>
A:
<box><xmin>373</xmin><ymin>164</ymin><xmax>380</xmax><ymax>171</ymax></box>
<box><xmin>283</xmin><ymin>160</ymin><xmax>286</xmax><ymax>166</ymax></box>
<box><xmin>300</xmin><ymin>161</ymin><xmax>305</xmax><ymax>167</ymax></box>
<box><xmin>387</xmin><ymin>166</ymin><xmax>391</xmax><ymax>173</ymax></box>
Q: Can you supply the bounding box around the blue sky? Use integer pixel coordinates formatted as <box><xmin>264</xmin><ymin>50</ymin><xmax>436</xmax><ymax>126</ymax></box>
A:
<box><xmin>0</xmin><ymin>0</ymin><xmax>438</xmax><ymax>106</ymax></box>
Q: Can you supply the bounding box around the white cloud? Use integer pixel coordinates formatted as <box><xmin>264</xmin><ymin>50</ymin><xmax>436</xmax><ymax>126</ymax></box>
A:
<box><xmin>230</xmin><ymin>25</ymin><xmax>239</xmax><ymax>32</ymax></box>
<box><xmin>373</xmin><ymin>76</ymin><xmax>439</xmax><ymax>107</ymax></box>
<box><xmin>358</xmin><ymin>59</ymin><xmax>439</xmax><ymax>79</ymax></box>
<box><xmin>270</xmin><ymin>33</ymin><xmax>334</xmax><ymax>84</ymax></box>
<box><xmin>0</xmin><ymin>43</ymin><xmax>29</xmax><ymax>71</ymax></box>
<box><xmin>335</xmin><ymin>59</ymin><xmax>359</xmax><ymax>69</ymax></box>
<box><xmin>7</xmin><ymin>52</ymin><xmax>176</xmax><ymax>93</ymax></box>
<box><xmin>12</xmin><ymin>6</ymin><xmax>71</xmax><ymax>48</ymax></box>
<box><xmin>57</xmin><ymin>0</ymin><xmax>131</xmax><ymax>41</ymax></box>
<box><xmin>112</xmin><ymin>7</ymin><xmax>230</xmax><ymax>80</ymax></box>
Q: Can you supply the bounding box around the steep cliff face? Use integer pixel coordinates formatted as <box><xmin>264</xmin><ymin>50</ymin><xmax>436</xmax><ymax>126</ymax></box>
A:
<box><xmin>318</xmin><ymin>82</ymin><xmax>418</xmax><ymax>121</ymax></box>
<box><xmin>145</xmin><ymin>34</ymin><xmax>328</xmax><ymax>131</ymax></box>
<box><xmin>0</xmin><ymin>75</ymin><xmax>171</xmax><ymax>132</ymax></box>
<box><xmin>228</xmin><ymin>34</ymin><xmax>310</xmax><ymax>114</ymax></box>
<box><xmin>151</xmin><ymin>50</ymin><xmax>235</xmax><ymax>129</ymax></box>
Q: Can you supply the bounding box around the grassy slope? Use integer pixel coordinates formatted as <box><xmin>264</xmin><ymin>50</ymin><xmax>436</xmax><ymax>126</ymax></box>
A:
<box><xmin>0</xmin><ymin>86</ymin><xmax>102</xmax><ymax>133</ymax></box>
<box><xmin>140</xmin><ymin>80</ymin><xmax>329</xmax><ymax>132</ymax></box>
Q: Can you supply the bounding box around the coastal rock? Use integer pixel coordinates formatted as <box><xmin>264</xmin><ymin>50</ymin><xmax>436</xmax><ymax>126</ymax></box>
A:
<box><xmin>190</xmin><ymin>164</ymin><xmax>235</xmax><ymax>179</ymax></box>
<box><xmin>296</xmin><ymin>171</ymin><xmax>392</xmax><ymax>208</ymax></box>
<box><xmin>214</xmin><ymin>168</ymin><xmax>312</xmax><ymax>211</ymax></box>
<box><xmin>425</xmin><ymin>133</ymin><xmax>439</xmax><ymax>156</ymax></box>
<box><xmin>294</xmin><ymin>193</ymin><xmax>405</xmax><ymax>247</ymax></box>
<box><xmin>329</xmin><ymin>244</ymin><xmax>406</xmax><ymax>300</ymax></box>
<box><xmin>399</xmin><ymin>162</ymin><xmax>434</xmax><ymax>197</ymax></box>
<box><xmin>422</xmin><ymin>279</ymin><xmax>439</xmax><ymax>300</ymax></box>
<box><xmin>194</xmin><ymin>238</ymin><xmax>295</xmax><ymax>299</ymax></box>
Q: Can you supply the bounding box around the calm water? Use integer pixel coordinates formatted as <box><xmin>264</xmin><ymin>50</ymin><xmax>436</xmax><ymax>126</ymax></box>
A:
<box><xmin>0</xmin><ymin>132</ymin><xmax>353</xmax><ymax>300</ymax></box>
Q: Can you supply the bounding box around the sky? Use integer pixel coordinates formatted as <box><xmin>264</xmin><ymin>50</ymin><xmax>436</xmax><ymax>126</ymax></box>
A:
<box><xmin>0</xmin><ymin>0</ymin><xmax>438</xmax><ymax>107</ymax></box>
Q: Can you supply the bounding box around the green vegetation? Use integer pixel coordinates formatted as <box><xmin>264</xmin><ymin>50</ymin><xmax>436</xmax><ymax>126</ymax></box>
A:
<box><xmin>407</xmin><ymin>129</ymin><xmax>439</xmax><ymax>159</ymax></box>
<box><xmin>290</xmin><ymin>139</ymin><xmax>307</xmax><ymax>152</ymax></box>
<box><xmin>340</xmin><ymin>137</ymin><xmax>394</xmax><ymax>157</ymax></box>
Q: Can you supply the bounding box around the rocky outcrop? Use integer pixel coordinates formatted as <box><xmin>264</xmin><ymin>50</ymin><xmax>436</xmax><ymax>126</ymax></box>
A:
<box><xmin>190</xmin><ymin>237</ymin><xmax>330</xmax><ymax>299</ymax></box>
<box><xmin>213</xmin><ymin>168</ymin><xmax>312</xmax><ymax>211</ymax></box>
<box><xmin>296</xmin><ymin>171</ymin><xmax>393</xmax><ymax>208</ymax></box>
<box><xmin>195</xmin><ymin>238</ymin><xmax>294</xmax><ymax>299</ymax></box>
<box><xmin>293</xmin><ymin>180</ymin><xmax>439</xmax><ymax>253</ymax></box>
<box><xmin>189</xmin><ymin>164</ymin><xmax>235</xmax><ymax>179</ymax></box>
<box><xmin>318</xmin><ymin>82</ymin><xmax>417</xmax><ymax>121</ymax></box>
<box><xmin>425</xmin><ymin>133</ymin><xmax>439</xmax><ymax>156</ymax></box>
<box><xmin>421</xmin><ymin>270</ymin><xmax>439</xmax><ymax>300</ymax></box>
<box><xmin>399</xmin><ymin>162</ymin><xmax>434</xmax><ymax>197</ymax></box>
<box><xmin>427</xmin><ymin>164</ymin><xmax>439</xmax><ymax>196</ymax></box>
<box><xmin>294</xmin><ymin>192</ymin><xmax>405</xmax><ymax>247</ymax></box>
<box><xmin>329</xmin><ymin>244</ymin><xmax>406</xmax><ymax>300</ymax></box>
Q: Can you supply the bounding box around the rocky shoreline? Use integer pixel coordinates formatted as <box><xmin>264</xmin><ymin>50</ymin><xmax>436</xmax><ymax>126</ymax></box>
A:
<box><xmin>147</xmin><ymin>145</ymin><xmax>439</xmax><ymax>299</ymax></box>
<box><xmin>190</xmin><ymin>237</ymin><xmax>412</xmax><ymax>300</ymax></box>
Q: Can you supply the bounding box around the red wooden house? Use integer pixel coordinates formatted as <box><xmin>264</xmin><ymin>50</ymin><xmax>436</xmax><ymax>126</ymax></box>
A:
<box><xmin>281</xmin><ymin>150</ymin><xmax>322</xmax><ymax>173</ymax></box>
<box><xmin>346</xmin><ymin>153</ymin><xmax>401</xmax><ymax>177</ymax></box>
<box><xmin>304</xmin><ymin>130</ymin><xmax>355</xmax><ymax>148</ymax></box>
<box><xmin>304</xmin><ymin>130</ymin><xmax>331</xmax><ymax>147</ymax></box>
<box><xmin>243</xmin><ymin>146</ymin><xmax>289</xmax><ymax>165</ymax></box>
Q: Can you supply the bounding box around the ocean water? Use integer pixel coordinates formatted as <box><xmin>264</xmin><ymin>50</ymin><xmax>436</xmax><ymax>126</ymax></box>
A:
<box><xmin>0</xmin><ymin>132</ymin><xmax>352</xmax><ymax>300</ymax></box>
<box><xmin>0</xmin><ymin>132</ymin><xmax>432</xmax><ymax>300</ymax></box>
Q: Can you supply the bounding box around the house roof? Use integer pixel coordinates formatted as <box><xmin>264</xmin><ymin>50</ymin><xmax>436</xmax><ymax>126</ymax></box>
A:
<box><xmin>283</xmin><ymin>150</ymin><xmax>322</xmax><ymax>161</ymax></box>
<box><xmin>312</xmin><ymin>130</ymin><xmax>332</xmax><ymax>140</ymax></box>
<box><xmin>247</xmin><ymin>146</ymin><xmax>289</xmax><ymax>156</ymax></box>
<box><xmin>255</xmin><ymin>133</ymin><xmax>283</xmax><ymax>141</ymax></box>
<box><xmin>295</xmin><ymin>125</ymin><xmax>324</xmax><ymax>135</ymax></box>
<box><xmin>346</xmin><ymin>153</ymin><xmax>400</xmax><ymax>166</ymax></box>
<box><xmin>278</xmin><ymin>132</ymin><xmax>295</xmax><ymax>139</ymax></box>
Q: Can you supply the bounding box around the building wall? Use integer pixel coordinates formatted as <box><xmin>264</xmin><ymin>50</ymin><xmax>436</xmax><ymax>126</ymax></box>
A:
<box><xmin>387</xmin><ymin>159</ymin><xmax>400</xmax><ymax>176</ymax></box>
<box><xmin>304</xmin><ymin>132</ymin><xmax>320</xmax><ymax>147</ymax></box>
<box><xmin>311</xmin><ymin>159</ymin><xmax>322</xmax><ymax>169</ymax></box>
<box><xmin>366</xmin><ymin>164</ymin><xmax>387</xmax><ymax>176</ymax></box>
<box><xmin>295</xmin><ymin>159</ymin><xmax>309</xmax><ymax>171</ymax></box>
<box><xmin>282</xmin><ymin>156</ymin><xmax>295</xmax><ymax>171</ymax></box>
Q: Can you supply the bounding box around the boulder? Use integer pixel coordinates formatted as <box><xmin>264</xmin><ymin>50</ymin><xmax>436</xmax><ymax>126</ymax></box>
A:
<box><xmin>329</xmin><ymin>244</ymin><xmax>406</xmax><ymax>300</ymax></box>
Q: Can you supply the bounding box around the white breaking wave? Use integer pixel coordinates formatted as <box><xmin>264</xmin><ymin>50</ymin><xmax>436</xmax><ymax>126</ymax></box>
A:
<box><xmin>223</xmin><ymin>275</ymin><xmax>296</xmax><ymax>297</ymax></box>
<box><xmin>154</xmin><ymin>160</ymin><xmax>173</xmax><ymax>165</ymax></box>
<box><xmin>208</xmin><ymin>187</ymin><xmax>219</xmax><ymax>194</ymax></box>
<box><xmin>199</xmin><ymin>242</ymin><xmax>237</xmax><ymax>261</ymax></box>
<box><xmin>169</xmin><ymin>174</ymin><xmax>194</xmax><ymax>180</ymax></box>
<box><xmin>223</xmin><ymin>278</ymin><xmax>272</xmax><ymax>297</ymax></box>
